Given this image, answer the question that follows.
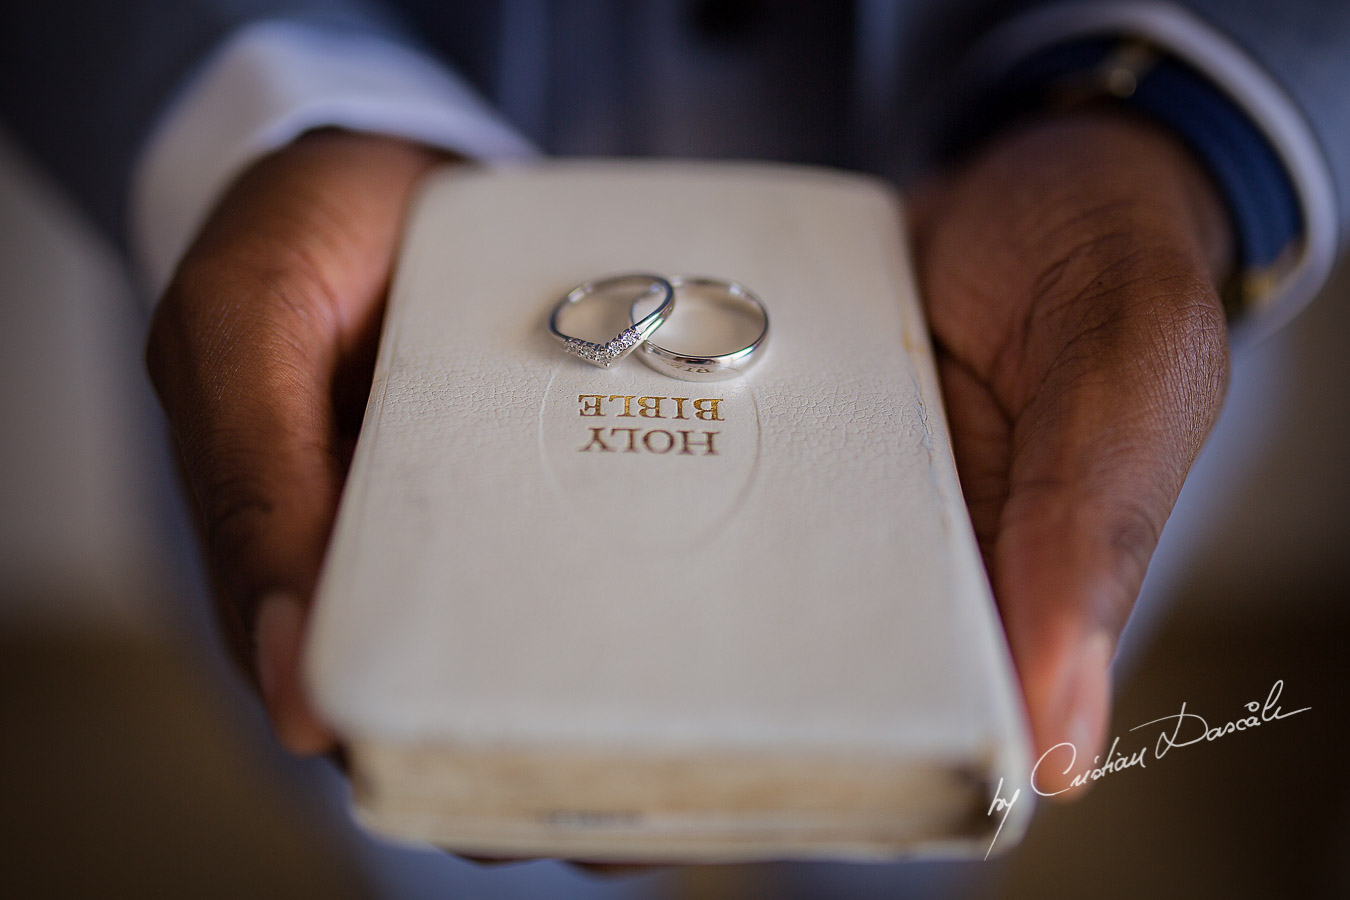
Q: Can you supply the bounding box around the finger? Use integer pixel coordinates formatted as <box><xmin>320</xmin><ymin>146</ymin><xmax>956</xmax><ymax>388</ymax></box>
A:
<box><xmin>935</xmin><ymin>351</ymin><xmax>1011</xmax><ymax>568</ymax></box>
<box><xmin>996</xmin><ymin>244</ymin><xmax>1230</xmax><ymax>790</ymax></box>
<box><xmin>256</xmin><ymin>591</ymin><xmax>335</xmax><ymax>754</ymax></box>
<box><xmin>146</xmin><ymin>130</ymin><xmax>443</xmax><ymax>752</ymax></box>
<box><xmin>903</xmin><ymin>175</ymin><xmax>950</xmax><ymax>240</ymax></box>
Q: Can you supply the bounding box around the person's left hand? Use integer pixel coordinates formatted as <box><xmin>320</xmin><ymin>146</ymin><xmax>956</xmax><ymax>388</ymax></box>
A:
<box><xmin>910</xmin><ymin>110</ymin><xmax>1233</xmax><ymax>788</ymax></box>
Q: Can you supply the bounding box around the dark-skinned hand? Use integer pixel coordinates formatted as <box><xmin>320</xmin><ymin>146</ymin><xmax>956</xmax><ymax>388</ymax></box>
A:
<box><xmin>148</xmin><ymin>113</ymin><xmax>1232</xmax><ymax>800</ymax></box>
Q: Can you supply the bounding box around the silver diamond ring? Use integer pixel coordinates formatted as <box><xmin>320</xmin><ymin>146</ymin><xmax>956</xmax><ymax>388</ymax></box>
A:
<box><xmin>629</xmin><ymin>276</ymin><xmax>769</xmax><ymax>382</ymax></box>
<box><xmin>548</xmin><ymin>273</ymin><xmax>675</xmax><ymax>368</ymax></box>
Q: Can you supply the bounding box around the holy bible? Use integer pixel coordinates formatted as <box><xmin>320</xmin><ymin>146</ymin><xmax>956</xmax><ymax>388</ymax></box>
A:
<box><xmin>304</xmin><ymin>161</ymin><xmax>1032</xmax><ymax>862</ymax></box>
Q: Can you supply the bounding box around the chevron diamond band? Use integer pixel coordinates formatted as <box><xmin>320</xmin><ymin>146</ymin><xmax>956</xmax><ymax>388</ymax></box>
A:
<box><xmin>548</xmin><ymin>273</ymin><xmax>675</xmax><ymax>368</ymax></box>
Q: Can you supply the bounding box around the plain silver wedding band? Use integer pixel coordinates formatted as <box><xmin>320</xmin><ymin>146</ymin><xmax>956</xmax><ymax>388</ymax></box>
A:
<box><xmin>548</xmin><ymin>273</ymin><xmax>675</xmax><ymax>368</ymax></box>
<box><xmin>630</xmin><ymin>276</ymin><xmax>769</xmax><ymax>382</ymax></box>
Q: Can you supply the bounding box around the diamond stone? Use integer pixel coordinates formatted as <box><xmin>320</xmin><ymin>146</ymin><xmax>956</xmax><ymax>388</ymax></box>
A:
<box><xmin>562</xmin><ymin>327</ymin><xmax>640</xmax><ymax>367</ymax></box>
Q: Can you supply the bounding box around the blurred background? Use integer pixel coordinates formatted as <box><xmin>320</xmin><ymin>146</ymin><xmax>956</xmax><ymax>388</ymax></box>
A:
<box><xmin>1</xmin><ymin>117</ymin><xmax>1347</xmax><ymax>898</ymax></box>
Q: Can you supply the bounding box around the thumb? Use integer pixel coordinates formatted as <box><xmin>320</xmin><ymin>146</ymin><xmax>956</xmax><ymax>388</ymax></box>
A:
<box><xmin>146</xmin><ymin>130</ymin><xmax>444</xmax><ymax>753</ymax></box>
<box><xmin>996</xmin><ymin>240</ymin><xmax>1230</xmax><ymax>790</ymax></box>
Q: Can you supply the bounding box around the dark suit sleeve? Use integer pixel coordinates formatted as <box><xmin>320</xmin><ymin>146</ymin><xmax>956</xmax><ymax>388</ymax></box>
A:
<box><xmin>1174</xmin><ymin>0</ymin><xmax>1350</xmax><ymax>251</ymax></box>
<box><xmin>1023</xmin><ymin>0</ymin><xmax>1350</xmax><ymax>254</ymax></box>
<box><xmin>0</xmin><ymin>0</ymin><xmax>408</xmax><ymax>245</ymax></box>
<box><xmin>968</xmin><ymin>0</ymin><xmax>1349</xmax><ymax>324</ymax></box>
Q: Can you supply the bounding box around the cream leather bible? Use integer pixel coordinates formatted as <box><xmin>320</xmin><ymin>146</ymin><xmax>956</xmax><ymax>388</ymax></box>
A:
<box><xmin>304</xmin><ymin>161</ymin><xmax>1032</xmax><ymax>862</ymax></box>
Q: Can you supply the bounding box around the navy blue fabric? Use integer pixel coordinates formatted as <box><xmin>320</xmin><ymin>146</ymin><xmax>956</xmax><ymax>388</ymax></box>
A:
<box><xmin>1132</xmin><ymin>56</ymin><xmax>1301</xmax><ymax>271</ymax></box>
<box><xmin>981</xmin><ymin>36</ymin><xmax>1303</xmax><ymax>302</ymax></box>
<box><xmin>1058</xmin><ymin>0</ymin><xmax>1350</xmax><ymax>258</ymax></box>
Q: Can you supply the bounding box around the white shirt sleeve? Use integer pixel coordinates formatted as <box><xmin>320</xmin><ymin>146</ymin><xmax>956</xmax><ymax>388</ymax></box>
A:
<box><xmin>969</xmin><ymin>1</ymin><xmax>1338</xmax><ymax>338</ymax></box>
<box><xmin>129</xmin><ymin>20</ymin><xmax>539</xmax><ymax>298</ymax></box>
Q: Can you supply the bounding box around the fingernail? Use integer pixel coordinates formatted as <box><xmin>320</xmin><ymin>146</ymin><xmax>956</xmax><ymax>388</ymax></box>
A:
<box><xmin>254</xmin><ymin>590</ymin><xmax>302</xmax><ymax>708</ymax></box>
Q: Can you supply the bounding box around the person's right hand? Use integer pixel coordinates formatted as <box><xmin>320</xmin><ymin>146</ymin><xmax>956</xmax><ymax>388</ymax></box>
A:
<box><xmin>147</xmin><ymin>129</ymin><xmax>444</xmax><ymax>755</ymax></box>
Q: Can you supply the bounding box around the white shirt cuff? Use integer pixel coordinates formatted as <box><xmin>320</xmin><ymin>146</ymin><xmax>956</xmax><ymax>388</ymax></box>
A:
<box><xmin>971</xmin><ymin>1</ymin><xmax>1338</xmax><ymax>338</ymax></box>
<box><xmin>129</xmin><ymin>20</ymin><xmax>539</xmax><ymax>298</ymax></box>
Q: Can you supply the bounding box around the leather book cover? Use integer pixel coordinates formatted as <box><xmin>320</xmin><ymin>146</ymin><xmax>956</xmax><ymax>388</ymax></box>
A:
<box><xmin>304</xmin><ymin>161</ymin><xmax>1032</xmax><ymax>861</ymax></box>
